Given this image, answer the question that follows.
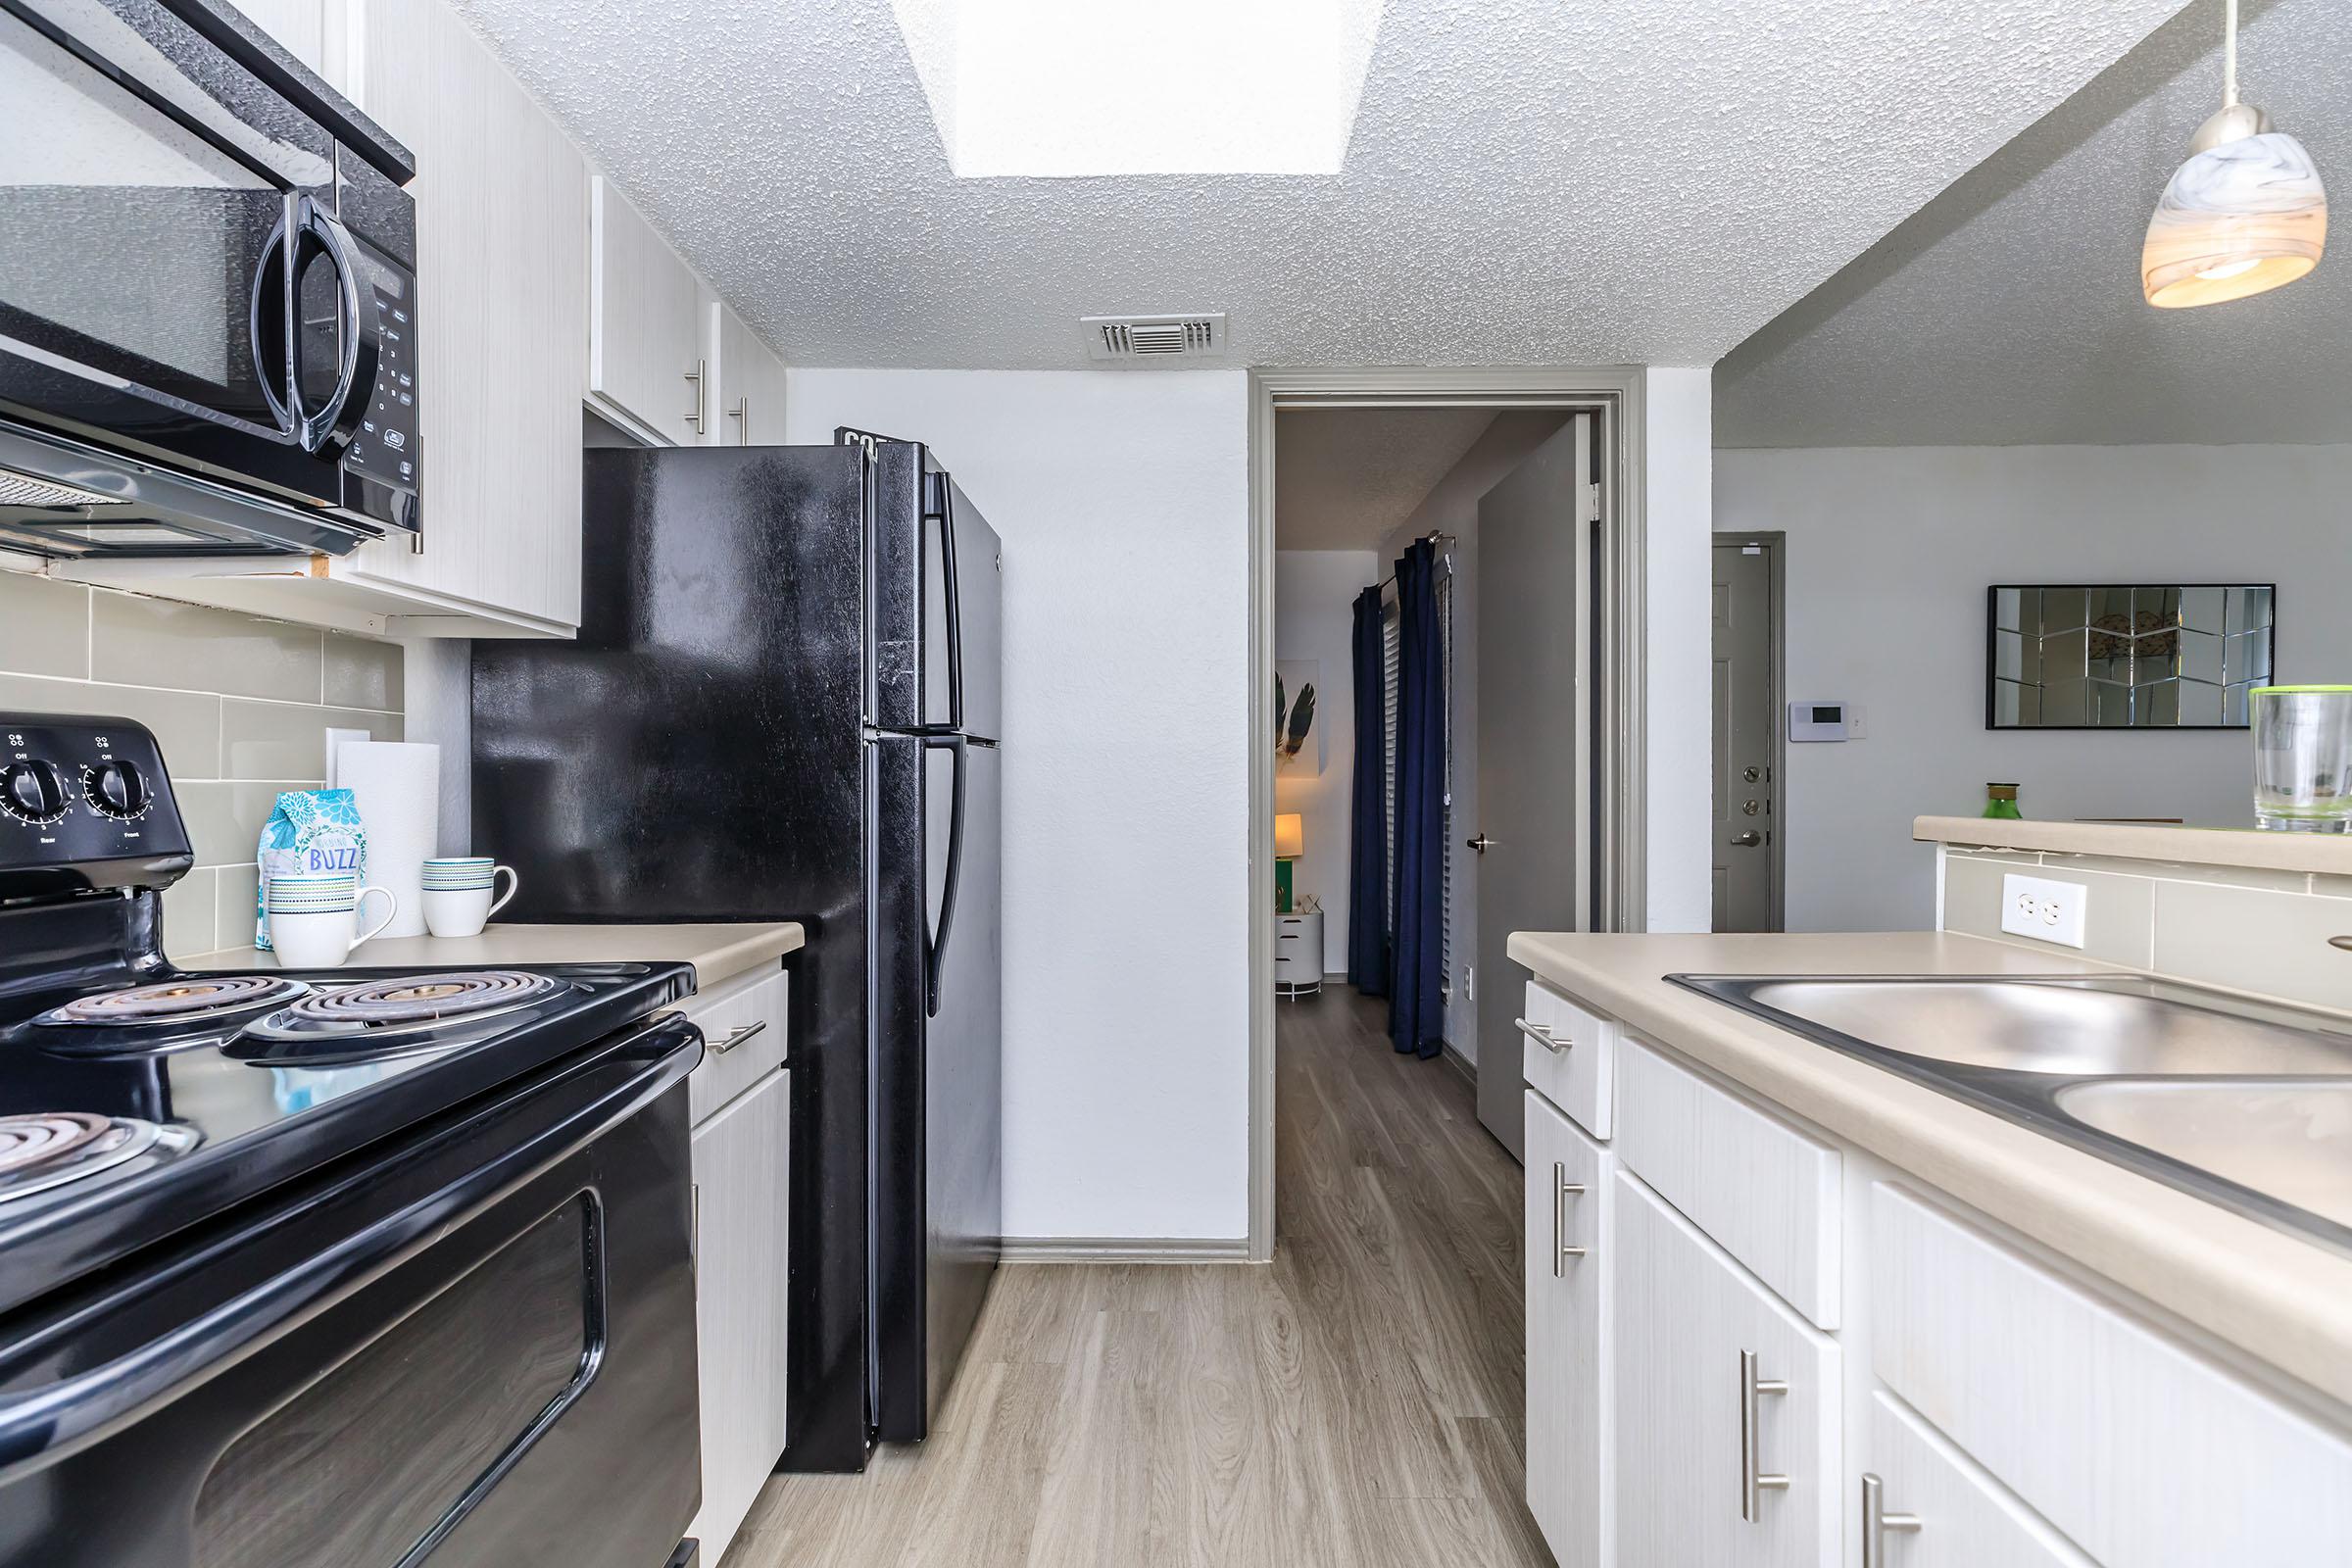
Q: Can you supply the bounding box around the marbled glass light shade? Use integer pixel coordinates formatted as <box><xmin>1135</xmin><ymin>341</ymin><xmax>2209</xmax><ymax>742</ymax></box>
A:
<box><xmin>2142</xmin><ymin>131</ymin><xmax>2328</xmax><ymax>308</ymax></box>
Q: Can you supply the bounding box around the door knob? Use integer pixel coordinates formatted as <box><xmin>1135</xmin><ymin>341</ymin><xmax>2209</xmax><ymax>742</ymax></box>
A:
<box><xmin>1467</xmin><ymin>834</ymin><xmax>1493</xmax><ymax>853</ymax></box>
<box><xmin>1731</xmin><ymin>830</ymin><xmax>1762</xmax><ymax>847</ymax></box>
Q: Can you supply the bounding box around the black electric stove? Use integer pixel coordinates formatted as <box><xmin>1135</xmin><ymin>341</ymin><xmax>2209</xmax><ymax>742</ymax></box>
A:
<box><xmin>0</xmin><ymin>713</ymin><xmax>707</xmax><ymax>1568</ymax></box>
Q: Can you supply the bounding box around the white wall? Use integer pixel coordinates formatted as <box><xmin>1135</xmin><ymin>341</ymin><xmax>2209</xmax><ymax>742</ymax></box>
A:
<box><xmin>1375</xmin><ymin>412</ymin><xmax>1574</xmax><ymax>1063</ymax></box>
<box><xmin>1644</xmin><ymin>368</ymin><xmax>1716</xmax><ymax>934</ymax></box>
<box><xmin>788</xmin><ymin>368</ymin><xmax>1251</xmax><ymax>1244</ymax></box>
<box><xmin>1274</xmin><ymin>550</ymin><xmax>1374</xmax><ymax>972</ymax></box>
<box><xmin>1714</xmin><ymin>443</ymin><xmax>2352</xmax><ymax>932</ymax></box>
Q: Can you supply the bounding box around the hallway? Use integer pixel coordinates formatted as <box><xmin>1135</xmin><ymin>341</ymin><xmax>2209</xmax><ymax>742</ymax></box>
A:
<box><xmin>732</xmin><ymin>987</ymin><xmax>1549</xmax><ymax>1566</ymax></box>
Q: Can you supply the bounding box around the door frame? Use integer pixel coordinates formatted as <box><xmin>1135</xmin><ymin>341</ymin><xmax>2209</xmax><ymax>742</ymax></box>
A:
<box><xmin>1248</xmin><ymin>367</ymin><xmax>1654</xmax><ymax>1261</ymax></box>
<box><xmin>1711</xmin><ymin>530</ymin><xmax>1788</xmax><ymax>933</ymax></box>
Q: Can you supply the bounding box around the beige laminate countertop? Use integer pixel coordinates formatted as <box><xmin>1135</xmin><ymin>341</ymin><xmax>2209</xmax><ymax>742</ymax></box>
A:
<box><xmin>189</xmin><ymin>921</ymin><xmax>805</xmax><ymax>992</ymax></box>
<box><xmin>1507</xmin><ymin>928</ymin><xmax>2352</xmax><ymax>1416</ymax></box>
<box><xmin>1916</xmin><ymin>812</ymin><xmax>2352</xmax><ymax>877</ymax></box>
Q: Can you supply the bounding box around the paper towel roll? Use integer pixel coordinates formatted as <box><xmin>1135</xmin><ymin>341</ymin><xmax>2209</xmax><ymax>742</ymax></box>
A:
<box><xmin>337</xmin><ymin>740</ymin><xmax>439</xmax><ymax>939</ymax></box>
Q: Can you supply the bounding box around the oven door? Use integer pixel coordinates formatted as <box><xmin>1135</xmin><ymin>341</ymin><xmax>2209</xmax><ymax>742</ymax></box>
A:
<box><xmin>0</xmin><ymin>0</ymin><xmax>394</xmax><ymax>556</ymax></box>
<box><xmin>0</xmin><ymin>1014</ymin><xmax>705</xmax><ymax>1568</ymax></box>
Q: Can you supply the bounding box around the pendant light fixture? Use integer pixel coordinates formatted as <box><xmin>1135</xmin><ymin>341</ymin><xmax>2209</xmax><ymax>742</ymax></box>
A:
<box><xmin>2141</xmin><ymin>0</ymin><xmax>2326</xmax><ymax>308</ymax></box>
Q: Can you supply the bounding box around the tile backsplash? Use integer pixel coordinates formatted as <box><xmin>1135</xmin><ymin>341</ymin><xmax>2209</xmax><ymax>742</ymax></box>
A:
<box><xmin>1940</xmin><ymin>845</ymin><xmax>2352</xmax><ymax>1013</ymax></box>
<box><xmin>0</xmin><ymin>572</ymin><xmax>403</xmax><ymax>960</ymax></box>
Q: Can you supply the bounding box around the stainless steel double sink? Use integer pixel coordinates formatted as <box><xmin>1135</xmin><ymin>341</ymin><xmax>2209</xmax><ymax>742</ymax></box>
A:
<box><xmin>1671</xmin><ymin>974</ymin><xmax>2352</xmax><ymax>1251</ymax></box>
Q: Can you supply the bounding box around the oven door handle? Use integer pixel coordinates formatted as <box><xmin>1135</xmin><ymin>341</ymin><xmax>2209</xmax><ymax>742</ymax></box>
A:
<box><xmin>0</xmin><ymin>1013</ymin><xmax>702</xmax><ymax>1476</ymax></box>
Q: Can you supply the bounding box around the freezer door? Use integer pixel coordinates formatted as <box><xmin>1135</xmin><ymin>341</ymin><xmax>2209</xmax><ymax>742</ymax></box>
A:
<box><xmin>870</xmin><ymin>735</ymin><xmax>1001</xmax><ymax>1442</ymax></box>
<box><xmin>923</xmin><ymin>472</ymin><xmax>1003</xmax><ymax>741</ymax></box>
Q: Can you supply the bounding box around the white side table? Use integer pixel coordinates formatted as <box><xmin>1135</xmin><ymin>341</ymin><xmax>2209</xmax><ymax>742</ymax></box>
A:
<box><xmin>1275</xmin><ymin>908</ymin><xmax>1325</xmax><ymax>998</ymax></box>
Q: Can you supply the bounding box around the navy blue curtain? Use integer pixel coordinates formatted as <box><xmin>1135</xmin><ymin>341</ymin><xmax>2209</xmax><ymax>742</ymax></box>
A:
<box><xmin>1346</xmin><ymin>585</ymin><xmax>1389</xmax><ymax>995</ymax></box>
<box><xmin>1389</xmin><ymin>541</ymin><xmax>1446</xmax><ymax>1058</ymax></box>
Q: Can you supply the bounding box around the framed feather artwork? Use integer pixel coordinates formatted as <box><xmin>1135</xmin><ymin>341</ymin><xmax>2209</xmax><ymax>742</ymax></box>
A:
<box><xmin>1274</xmin><ymin>661</ymin><xmax>1325</xmax><ymax>776</ymax></box>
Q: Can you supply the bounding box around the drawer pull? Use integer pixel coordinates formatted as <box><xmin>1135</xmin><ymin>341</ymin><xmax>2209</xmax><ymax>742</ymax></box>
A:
<box><xmin>1551</xmin><ymin>1164</ymin><xmax>1588</xmax><ymax>1276</ymax></box>
<box><xmin>712</xmin><ymin>1019</ymin><xmax>767</xmax><ymax>1054</ymax></box>
<box><xmin>1739</xmin><ymin>1348</ymin><xmax>1789</xmax><ymax>1521</ymax></box>
<box><xmin>1514</xmin><ymin>1016</ymin><xmax>1569</xmax><ymax>1054</ymax></box>
<box><xmin>1860</xmin><ymin>1473</ymin><xmax>1923</xmax><ymax>1568</ymax></box>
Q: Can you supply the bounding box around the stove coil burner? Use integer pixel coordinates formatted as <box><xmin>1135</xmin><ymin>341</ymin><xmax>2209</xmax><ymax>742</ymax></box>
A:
<box><xmin>42</xmin><ymin>975</ymin><xmax>310</xmax><ymax>1027</ymax></box>
<box><xmin>0</xmin><ymin>1111</ymin><xmax>113</xmax><ymax>1174</ymax></box>
<box><xmin>0</xmin><ymin>1113</ymin><xmax>197</xmax><ymax>1204</ymax></box>
<box><xmin>284</xmin><ymin>970</ymin><xmax>565</xmax><ymax>1028</ymax></box>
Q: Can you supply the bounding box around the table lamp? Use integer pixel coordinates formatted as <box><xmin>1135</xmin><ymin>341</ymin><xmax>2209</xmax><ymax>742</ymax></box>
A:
<box><xmin>1274</xmin><ymin>813</ymin><xmax>1304</xmax><ymax>912</ymax></box>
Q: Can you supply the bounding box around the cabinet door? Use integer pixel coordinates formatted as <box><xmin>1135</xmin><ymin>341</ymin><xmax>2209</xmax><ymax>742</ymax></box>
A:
<box><xmin>230</xmin><ymin>0</ymin><xmax>350</xmax><ymax>89</ymax></box>
<box><xmin>350</xmin><ymin>0</ymin><xmax>586</xmax><ymax>632</ymax></box>
<box><xmin>590</xmin><ymin>177</ymin><xmax>705</xmax><ymax>444</ymax></box>
<box><xmin>1860</xmin><ymin>1393</ymin><xmax>2092</xmax><ymax>1568</ymax></box>
<box><xmin>1613</xmin><ymin>1170</ymin><xmax>1838</xmax><ymax>1568</ymax></box>
<box><xmin>688</xmin><ymin>1067</ymin><xmax>791</xmax><ymax>1562</ymax></box>
<box><xmin>1525</xmin><ymin>1091</ymin><xmax>1611</xmax><ymax>1568</ymax></box>
<box><xmin>710</xmin><ymin>301</ymin><xmax>790</xmax><ymax>446</ymax></box>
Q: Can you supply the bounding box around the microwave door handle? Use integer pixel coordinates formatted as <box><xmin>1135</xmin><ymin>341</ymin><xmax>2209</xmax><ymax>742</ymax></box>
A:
<box><xmin>250</xmin><ymin>203</ymin><xmax>296</xmax><ymax>435</ymax></box>
<box><xmin>291</xmin><ymin>197</ymin><xmax>377</xmax><ymax>456</ymax></box>
<box><xmin>921</xmin><ymin>732</ymin><xmax>967</xmax><ymax>1018</ymax></box>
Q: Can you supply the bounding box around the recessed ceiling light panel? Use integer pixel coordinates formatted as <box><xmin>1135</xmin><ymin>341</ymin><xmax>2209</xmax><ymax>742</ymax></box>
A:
<box><xmin>893</xmin><ymin>0</ymin><xmax>1383</xmax><ymax>178</ymax></box>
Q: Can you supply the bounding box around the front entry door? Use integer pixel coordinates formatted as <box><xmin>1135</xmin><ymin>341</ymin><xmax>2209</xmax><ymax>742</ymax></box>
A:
<box><xmin>1472</xmin><ymin>414</ymin><xmax>1594</xmax><ymax>1160</ymax></box>
<box><xmin>1712</xmin><ymin>537</ymin><xmax>1781</xmax><ymax>931</ymax></box>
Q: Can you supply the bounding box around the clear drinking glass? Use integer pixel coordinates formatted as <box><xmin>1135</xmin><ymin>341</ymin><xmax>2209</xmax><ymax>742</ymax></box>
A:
<box><xmin>2251</xmin><ymin>687</ymin><xmax>2352</xmax><ymax>832</ymax></box>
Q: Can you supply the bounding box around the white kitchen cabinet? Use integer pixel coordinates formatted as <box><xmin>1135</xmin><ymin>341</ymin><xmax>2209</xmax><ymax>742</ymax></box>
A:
<box><xmin>75</xmin><ymin>0</ymin><xmax>588</xmax><ymax>638</ymax></box>
<box><xmin>1871</xmin><ymin>1180</ymin><xmax>2352</xmax><ymax>1568</ymax></box>
<box><xmin>688</xmin><ymin>1065</ymin><xmax>790</xmax><ymax>1560</ymax></box>
<box><xmin>1525</xmin><ymin>1090</ymin><xmax>1611</xmax><ymax>1568</ymax></box>
<box><xmin>705</xmin><ymin>300</ymin><xmax>790</xmax><ymax>447</ymax></box>
<box><xmin>679</xmin><ymin>962</ymin><xmax>792</xmax><ymax>1565</ymax></box>
<box><xmin>591</xmin><ymin>177</ymin><xmax>707</xmax><ymax>445</ymax></box>
<box><xmin>1612</xmin><ymin>1169</ymin><xmax>1839</xmax><ymax>1568</ymax></box>
<box><xmin>1860</xmin><ymin>1392</ymin><xmax>2092</xmax><ymax>1568</ymax></box>
<box><xmin>228</xmin><ymin>0</ymin><xmax>353</xmax><ymax>90</ymax></box>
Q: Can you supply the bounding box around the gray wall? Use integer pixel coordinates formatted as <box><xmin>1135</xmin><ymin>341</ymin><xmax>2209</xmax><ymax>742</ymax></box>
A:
<box><xmin>1274</xmin><ymin>549</ymin><xmax>1376</xmax><ymax>972</ymax></box>
<box><xmin>1715</xmin><ymin>443</ymin><xmax>2352</xmax><ymax>932</ymax></box>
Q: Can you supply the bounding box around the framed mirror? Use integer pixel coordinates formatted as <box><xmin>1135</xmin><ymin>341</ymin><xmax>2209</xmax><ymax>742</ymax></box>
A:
<box><xmin>1986</xmin><ymin>584</ymin><xmax>2276</xmax><ymax>729</ymax></box>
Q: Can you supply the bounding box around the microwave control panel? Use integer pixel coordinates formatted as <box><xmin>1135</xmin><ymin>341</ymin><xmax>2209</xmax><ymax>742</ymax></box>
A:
<box><xmin>342</xmin><ymin>234</ymin><xmax>418</xmax><ymax>503</ymax></box>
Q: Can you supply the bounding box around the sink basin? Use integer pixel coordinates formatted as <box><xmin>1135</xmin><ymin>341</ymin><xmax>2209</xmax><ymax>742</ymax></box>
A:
<box><xmin>1671</xmin><ymin>971</ymin><xmax>2352</xmax><ymax>1254</ymax></box>
<box><xmin>1729</xmin><ymin>976</ymin><xmax>2352</xmax><ymax>1077</ymax></box>
<box><xmin>2055</xmin><ymin>1079</ymin><xmax>2352</xmax><ymax>1230</ymax></box>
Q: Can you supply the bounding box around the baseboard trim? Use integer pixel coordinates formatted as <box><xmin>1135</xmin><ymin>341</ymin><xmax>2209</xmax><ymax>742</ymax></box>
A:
<box><xmin>1442</xmin><ymin>1040</ymin><xmax>1476</xmax><ymax>1087</ymax></box>
<box><xmin>1001</xmin><ymin>1236</ymin><xmax>1253</xmax><ymax>1264</ymax></box>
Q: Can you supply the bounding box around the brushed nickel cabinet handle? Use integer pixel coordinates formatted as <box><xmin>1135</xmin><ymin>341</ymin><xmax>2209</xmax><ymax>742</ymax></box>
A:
<box><xmin>1739</xmin><ymin>1348</ymin><xmax>1788</xmax><ymax>1521</ymax></box>
<box><xmin>1514</xmin><ymin>1016</ymin><xmax>1568</xmax><ymax>1054</ymax></box>
<box><xmin>728</xmin><ymin>397</ymin><xmax>748</xmax><ymax>444</ymax></box>
<box><xmin>1861</xmin><ymin>1473</ymin><xmax>1923</xmax><ymax>1568</ymax></box>
<box><xmin>685</xmin><ymin>358</ymin><xmax>708</xmax><ymax>434</ymax></box>
<box><xmin>712</xmin><ymin>1018</ymin><xmax>767</xmax><ymax>1054</ymax></box>
<box><xmin>2329</xmin><ymin>935</ymin><xmax>2352</xmax><ymax>953</ymax></box>
<box><xmin>1551</xmin><ymin>1164</ymin><xmax>1588</xmax><ymax>1276</ymax></box>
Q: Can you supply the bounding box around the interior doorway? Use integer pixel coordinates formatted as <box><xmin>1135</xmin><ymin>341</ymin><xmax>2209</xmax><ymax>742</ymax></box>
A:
<box><xmin>1249</xmin><ymin>369</ymin><xmax>1653</xmax><ymax>1257</ymax></box>
<box><xmin>1710</xmin><ymin>533</ymin><xmax>1785</xmax><ymax>932</ymax></box>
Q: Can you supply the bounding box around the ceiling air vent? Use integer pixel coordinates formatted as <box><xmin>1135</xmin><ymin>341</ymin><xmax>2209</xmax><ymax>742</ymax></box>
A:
<box><xmin>1083</xmin><ymin>314</ymin><xmax>1227</xmax><ymax>363</ymax></box>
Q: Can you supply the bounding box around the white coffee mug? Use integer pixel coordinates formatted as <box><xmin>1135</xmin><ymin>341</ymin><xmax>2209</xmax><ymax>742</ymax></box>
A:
<box><xmin>421</xmin><ymin>865</ymin><xmax>518</xmax><ymax>940</ymax></box>
<box><xmin>268</xmin><ymin>881</ymin><xmax>397</xmax><ymax>968</ymax></box>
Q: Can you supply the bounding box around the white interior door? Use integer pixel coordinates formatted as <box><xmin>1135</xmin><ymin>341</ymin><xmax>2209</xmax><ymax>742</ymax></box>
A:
<box><xmin>1472</xmin><ymin>414</ymin><xmax>1593</xmax><ymax>1158</ymax></box>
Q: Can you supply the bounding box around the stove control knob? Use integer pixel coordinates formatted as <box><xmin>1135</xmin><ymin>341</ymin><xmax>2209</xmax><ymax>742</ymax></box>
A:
<box><xmin>83</xmin><ymin>759</ymin><xmax>150</xmax><ymax>819</ymax></box>
<box><xmin>2</xmin><ymin>760</ymin><xmax>68</xmax><ymax>824</ymax></box>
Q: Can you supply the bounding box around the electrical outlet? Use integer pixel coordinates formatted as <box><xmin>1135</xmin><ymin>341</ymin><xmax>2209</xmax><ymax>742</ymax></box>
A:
<box><xmin>2000</xmin><ymin>872</ymin><xmax>2088</xmax><ymax>950</ymax></box>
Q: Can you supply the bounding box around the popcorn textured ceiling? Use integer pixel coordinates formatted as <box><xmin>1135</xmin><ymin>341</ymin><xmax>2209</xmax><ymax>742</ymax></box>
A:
<box><xmin>452</xmin><ymin>0</ymin><xmax>2187</xmax><ymax>369</ymax></box>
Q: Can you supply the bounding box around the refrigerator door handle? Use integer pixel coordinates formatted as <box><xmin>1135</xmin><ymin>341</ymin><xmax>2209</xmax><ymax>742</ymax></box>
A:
<box><xmin>936</xmin><ymin>474</ymin><xmax>966</xmax><ymax>733</ymax></box>
<box><xmin>922</xmin><ymin>731</ymin><xmax>968</xmax><ymax>1018</ymax></box>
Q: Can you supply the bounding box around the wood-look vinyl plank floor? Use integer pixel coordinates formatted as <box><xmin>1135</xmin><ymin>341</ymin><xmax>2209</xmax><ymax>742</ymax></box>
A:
<box><xmin>731</xmin><ymin>986</ymin><xmax>1554</xmax><ymax>1567</ymax></box>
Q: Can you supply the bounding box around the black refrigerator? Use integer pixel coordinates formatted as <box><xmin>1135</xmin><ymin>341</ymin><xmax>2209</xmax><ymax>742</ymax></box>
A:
<box><xmin>470</xmin><ymin>430</ymin><xmax>1002</xmax><ymax>1472</ymax></box>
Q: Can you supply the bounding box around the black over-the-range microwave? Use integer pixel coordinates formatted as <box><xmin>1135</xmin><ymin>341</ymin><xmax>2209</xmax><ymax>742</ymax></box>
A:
<box><xmin>0</xmin><ymin>0</ymin><xmax>420</xmax><ymax>560</ymax></box>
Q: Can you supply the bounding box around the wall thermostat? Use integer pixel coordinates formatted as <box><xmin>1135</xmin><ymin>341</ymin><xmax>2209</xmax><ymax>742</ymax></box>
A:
<box><xmin>1788</xmin><ymin>702</ymin><xmax>1861</xmax><ymax>742</ymax></box>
